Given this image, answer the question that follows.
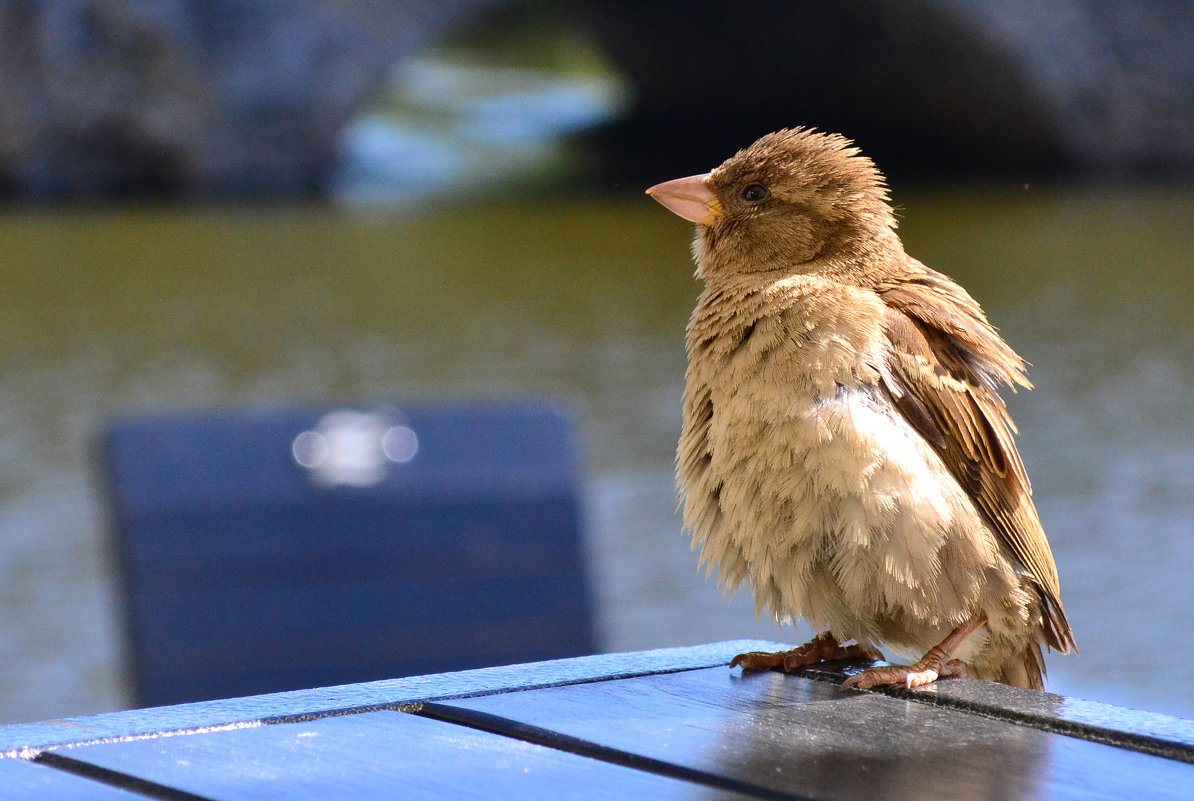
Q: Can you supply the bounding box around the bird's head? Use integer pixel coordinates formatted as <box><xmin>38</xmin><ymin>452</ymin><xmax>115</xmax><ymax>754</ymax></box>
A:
<box><xmin>647</xmin><ymin>128</ymin><xmax>898</xmax><ymax>279</ymax></box>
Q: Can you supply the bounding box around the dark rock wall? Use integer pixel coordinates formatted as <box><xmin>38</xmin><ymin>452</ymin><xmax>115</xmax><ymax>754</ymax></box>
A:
<box><xmin>0</xmin><ymin>0</ymin><xmax>502</xmax><ymax>198</ymax></box>
<box><xmin>572</xmin><ymin>0</ymin><xmax>1194</xmax><ymax>182</ymax></box>
<box><xmin>2</xmin><ymin>0</ymin><xmax>1190</xmax><ymax>198</ymax></box>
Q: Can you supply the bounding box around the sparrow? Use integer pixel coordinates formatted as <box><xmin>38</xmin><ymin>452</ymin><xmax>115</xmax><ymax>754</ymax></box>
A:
<box><xmin>646</xmin><ymin>128</ymin><xmax>1075</xmax><ymax>690</ymax></box>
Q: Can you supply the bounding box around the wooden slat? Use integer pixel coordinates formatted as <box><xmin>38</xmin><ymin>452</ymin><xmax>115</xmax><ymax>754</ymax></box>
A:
<box><xmin>0</xmin><ymin>640</ymin><xmax>783</xmax><ymax>756</ymax></box>
<box><xmin>800</xmin><ymin>662</ymin><xmax>1194</xmax><ymax>760</ymax></box>
<box><xmin>10</xmin><ymin>637</ymin><xmax>1194</xmax><ymax>786</ymax></box>
<box><xmin>46</xmin><ymin>710</ymin><xmax>757</xmax><ymax>800</ymax></box>
<box><xmin>0</xmin><ymin>757</ymin><xmax>144</xmax><ymax>799</ymax></box>
<box><xmin>434</xmin><ymin>666</ymin><xmax>1194</xmax><ymax>801</ymax></box>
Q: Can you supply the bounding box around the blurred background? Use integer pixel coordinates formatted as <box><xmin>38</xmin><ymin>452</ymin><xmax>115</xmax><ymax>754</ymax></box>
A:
<box><xmin>2</xmin><ymin>0</ymin><xmax>1193</xmax><ymax>724</ymax></box>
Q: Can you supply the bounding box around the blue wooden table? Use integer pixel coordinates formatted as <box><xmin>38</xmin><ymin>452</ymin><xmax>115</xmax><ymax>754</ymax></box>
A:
<box><xmin>2</xmin><ymin>641</ymin><xmax>1192</xmax><ymax>799</ymax></box>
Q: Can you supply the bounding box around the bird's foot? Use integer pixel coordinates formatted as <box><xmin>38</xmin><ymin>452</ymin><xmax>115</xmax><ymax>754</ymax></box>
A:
<box><xmin>731</xmin><ymin>632</ymin><xmax>883</xmax><ymax>672</ymax></box>
<box><xmin>840</xmin><ymin>617</ymin><xmax>986</xmax><ymax>690</ymax></box>
<box><xmin>841</xmin><ymin>658</ymin><xmax>967</xmax><ymax>690</ymax></box>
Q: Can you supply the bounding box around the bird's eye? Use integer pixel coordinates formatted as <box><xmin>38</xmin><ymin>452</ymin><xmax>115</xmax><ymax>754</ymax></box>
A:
<box><xmin>741</xmin><ymin>183</ymin><xmax>769</xmax><ymax>203</ymax></box>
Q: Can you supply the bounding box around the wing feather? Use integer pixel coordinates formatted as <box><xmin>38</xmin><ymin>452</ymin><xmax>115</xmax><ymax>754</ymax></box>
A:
<box><xmin>875</xmin><ymin>264</ymin><xmax>1076</xmax><ymax>653</ymax></box>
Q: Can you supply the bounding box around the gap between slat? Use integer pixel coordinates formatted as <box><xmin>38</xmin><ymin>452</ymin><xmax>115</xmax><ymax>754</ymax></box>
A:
<box><xmin>32</xmin><ymin>750</ymin><xmax>215</xmax><ymax>801</ymax></box>
<box><xmin>416</xmin><ymin>700</ymin><xmax>815</xmax><ymax>801</ymax></box>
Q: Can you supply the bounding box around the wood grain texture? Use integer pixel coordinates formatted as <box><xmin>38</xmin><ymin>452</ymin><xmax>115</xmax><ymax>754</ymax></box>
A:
<box><xmin>0</xmin><ymin>640</ymin><xmax>786</xmax><ymax>756</ymax></box>
<box><xmin>444</xmin><ymin>666</ymin><xmax>1194</xmax><ymax>800</ymax></box>
<box><xmin>50</xmin><ymin>710</ymin><xmax>757</xmax><ymax>800</ymax></box>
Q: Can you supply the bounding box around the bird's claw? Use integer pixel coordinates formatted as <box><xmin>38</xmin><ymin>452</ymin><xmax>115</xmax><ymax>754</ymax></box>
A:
<box><xmin>731</xmin><ymin>633</ymin><xmax>884</xmax><ymax>673</ymax></box>
<box><xmin>729</xmin><ymin>651</ymin><xmax>785</xmax><ymax>671</ymax></box>
<box><xmin>841</xmin><ymin>658</ymin><xmax>966</xmax><ymax>690</ymax></box>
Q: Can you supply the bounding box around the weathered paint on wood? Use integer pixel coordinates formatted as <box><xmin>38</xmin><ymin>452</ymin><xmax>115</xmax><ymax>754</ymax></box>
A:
<box><xmin>439</xmin><ymin>666</ymin><xmax>1194</xmax><ymax>800</ymax></box>
<box><xmin>0</xmin><ymin>640</ymin><xmax>781</xmax><ymax>756</ymax></box>
<box><xmin>1</xmin><ymin>642</ymin><xmax>1192</xmax><ymax>799</ymax></box>
<box><xmin>44</xmin><ymin>710</ymin><xmax>756</xmax><ymax>800</ymax></box>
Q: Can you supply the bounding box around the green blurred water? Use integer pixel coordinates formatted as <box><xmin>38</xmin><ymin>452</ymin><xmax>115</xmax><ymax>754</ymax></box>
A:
<box><xmin>1</xmin><ymin>186</ymin><xmax>1192</xmax><ymax>724</ymax></box>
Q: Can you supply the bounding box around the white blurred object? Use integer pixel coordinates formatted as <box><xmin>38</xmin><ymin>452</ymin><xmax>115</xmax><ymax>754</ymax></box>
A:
<box><xmin>292</xmin><ymin>409</ymin><xmax>419</xmax><ymax>487</ymax></box>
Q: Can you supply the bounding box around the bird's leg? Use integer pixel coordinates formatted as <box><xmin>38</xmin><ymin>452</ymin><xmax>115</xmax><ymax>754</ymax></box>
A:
<box><xmin>731</xmin><ymin>632</ymin><xmax>884</xmax><ymax>672</ymax></box>
<box><xmin>841</xmin><ymin>617</ymin><xmax>986</xmax><ymax>690</ymax></box>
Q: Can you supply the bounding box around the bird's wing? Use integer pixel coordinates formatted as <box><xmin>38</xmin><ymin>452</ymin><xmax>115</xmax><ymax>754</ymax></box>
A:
<box><xmin>874</xmin><ymin>265</ymin><xmax>1076</xmax><ymax>653</ymax></box>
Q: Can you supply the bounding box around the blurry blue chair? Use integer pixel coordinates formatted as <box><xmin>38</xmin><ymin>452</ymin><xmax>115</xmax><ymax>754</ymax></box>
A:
<box><xmin>100</xmin><ymin>402</ymin><xmax>597</xmax><ymax>707</ymax></box>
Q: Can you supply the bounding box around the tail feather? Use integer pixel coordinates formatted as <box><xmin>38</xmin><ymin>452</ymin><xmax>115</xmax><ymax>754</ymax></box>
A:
<box><xmin>1042</xmin><ymin>594</ymin><xmax>1078</xmax><ymax>654</ymax></box>
<box><xmin>994</xmin><ymin>642</ymin><xmax>1046</xmax><ymax>690</ymax></box>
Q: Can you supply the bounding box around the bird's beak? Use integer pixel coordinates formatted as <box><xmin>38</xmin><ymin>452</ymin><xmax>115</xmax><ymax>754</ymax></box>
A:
<box><xmin>646</xmin><ymin>173</ymin><xmax>722</xmax><ymax>225</ymax></box>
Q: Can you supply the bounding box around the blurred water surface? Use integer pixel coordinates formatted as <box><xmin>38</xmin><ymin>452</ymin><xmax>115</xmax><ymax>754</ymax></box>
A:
<box><xmin>1</xmin><ymin>185</ymin><xmax>1193</xmax><ymax>725</ymax></box>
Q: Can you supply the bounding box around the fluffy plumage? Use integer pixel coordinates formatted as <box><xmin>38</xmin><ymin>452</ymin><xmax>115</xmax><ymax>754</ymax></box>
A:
<box><xmin>648</xmin><ymin>128</ymin><xmax>1075</xmax><ymax>690</ymax></box>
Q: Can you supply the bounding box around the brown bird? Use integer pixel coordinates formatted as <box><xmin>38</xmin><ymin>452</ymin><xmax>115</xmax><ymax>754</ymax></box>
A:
<box><xmin>647</xmin><ymin>128</ymin><xmax>1075</xmax><ymax>690</ymax></box>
